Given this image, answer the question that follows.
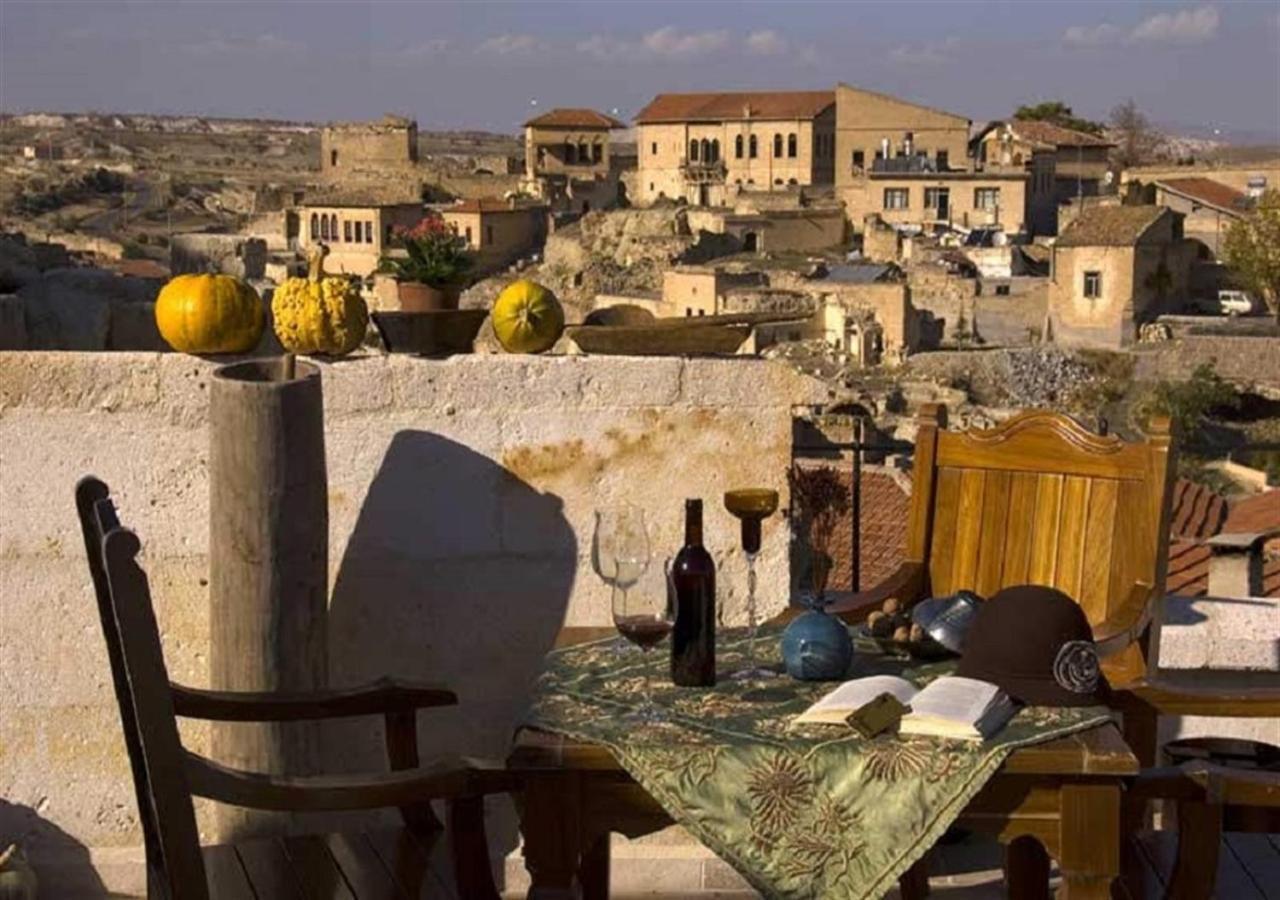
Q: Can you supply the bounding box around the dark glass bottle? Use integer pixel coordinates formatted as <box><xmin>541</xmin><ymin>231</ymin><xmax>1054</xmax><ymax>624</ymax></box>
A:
<box><xmin>671</xmin><ymin>498</ymin><xmax>716</xmax><ymax>686</ymax></box>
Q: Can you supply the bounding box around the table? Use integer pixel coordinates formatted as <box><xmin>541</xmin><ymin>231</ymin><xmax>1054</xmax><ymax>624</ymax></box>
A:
<box><xmin>509</xmin><ymin>626</ymin><xmax>1139</xmax><ymax>900</ymax></box>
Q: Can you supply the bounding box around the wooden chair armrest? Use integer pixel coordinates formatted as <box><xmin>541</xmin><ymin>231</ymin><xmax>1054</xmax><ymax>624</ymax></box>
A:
<box><xmin>1111</xmin><ymin>678</ymin><xmax>1280</xmax><ymax>718</ymax></box>
<box><xmin>184</xmin><ymin>750</ymin><xmax>519</xmax><ymax>811</ymax></box>
<box><xmin>170</xmin><ymin>677</ymin><xmax>457</xmax><ymax>722</ymax></box>
<box><xmin>1129</xmin><ymin>762</ymin><xmax>1280</xmax><ymax>807</ymax></box>
<box><xmin>824</xmin><ymin>561</ymin><xmax>929</xmax><ymax>623</ymax></box>
<box><xmin>1093</xmin><ymin>582</ymin><xmax>1155</xmax><ymax>657</ymax></box>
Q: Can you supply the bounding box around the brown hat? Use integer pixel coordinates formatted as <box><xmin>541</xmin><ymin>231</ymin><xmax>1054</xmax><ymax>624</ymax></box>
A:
<box><xmin>956</xmin><ymin>585</ymin><xmax>1109</xmax><ymax>707</ymax></box>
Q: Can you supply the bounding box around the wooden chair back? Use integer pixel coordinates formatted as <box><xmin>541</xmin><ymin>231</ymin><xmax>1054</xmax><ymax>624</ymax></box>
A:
<box><xmin>906</xmin><ymin>406</ymin><xmax>1175</xmax><ymax>682</ymax></box>
<box><xmin>76</xmin><ymin>477</ymin><xmax>209</xmax><ymax>899</ymax></box>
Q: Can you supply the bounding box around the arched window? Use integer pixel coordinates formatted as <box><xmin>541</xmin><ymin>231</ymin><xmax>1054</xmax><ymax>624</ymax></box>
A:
<box><xmin>710</xmin><ymin>139</ymin><xmax>720</xmax><ymax>163</ymax></box>
<box><xmin>330</xmin><ymin>149</ymin><xmax>338</xmax><ymax>167</ymax></box>
<box><xmin>329</xmin><ymin>215</ymin><xmax>338</xmax><ymax>240</ymax></box>
<box><xmin>343</xmin><ymin>220</ymin><xmax>352</xmax><ymax>242</ymax></box>
<box><xmin>788</xmin><ymin>133</ymin><xmax>797</xmax><ymax>158</ymax></box>
<box><xmin>735</xmin><ymin>135</ymin><xmax>744</xmax><ymax>159</ymax></box>
<box><xmin>320</xmin><ymin>215</ymin><xmax>329</xmax><ymax>240</ymax></box>
<box><xmin>749</xmin><ymin>135</ymin><xmax>758</xmax><ymax>159</ymax></box>
<box><xmin>310</xmin><ymin>214</ymin><xmax>319</xmax><ymax>240</ymax></box>
<box><xmin>773</xmin><ymin>134</ymin><xmax>783</xmax><ymax>158</ymax></box>
<box><xmin>592</xmin><ymin>142</ymin><xmax>602</xmax><ymax>163</ymax></box>
<box><xmin>565</xmin><ymin>141</ymin><xmax>576</xmax><ymax>164</ymax></box>
<box><xmin>578</xmin><ymin>141</ymin><xmax>589</xmax><ymax>163</ymax></box>
<box><xmin>689</xmin><ymin>140</ymin><xmax>699</xmax><ymax>162</ymax></box>
<box><xmin>700</xmin><ymin>139</ymin><xmax>711</xmax><ymax>163</ymax></box>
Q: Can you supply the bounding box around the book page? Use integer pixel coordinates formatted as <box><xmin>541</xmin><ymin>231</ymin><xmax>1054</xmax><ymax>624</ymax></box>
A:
<box><xmin>907</xmin><ymin>676</ymin><xmax>1001</xmax><ymax>725</ymax></box>
<box><xmin>794</xmin><ymin>675</ymin><xmax>917</xmax><ymax>724</ymax></box>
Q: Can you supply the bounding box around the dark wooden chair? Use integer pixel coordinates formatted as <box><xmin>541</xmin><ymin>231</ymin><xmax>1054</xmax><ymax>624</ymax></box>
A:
<box><xmin>76</xmin><ymin>476</ymin><xmax>518</xmax><ymax>899</ymax></box>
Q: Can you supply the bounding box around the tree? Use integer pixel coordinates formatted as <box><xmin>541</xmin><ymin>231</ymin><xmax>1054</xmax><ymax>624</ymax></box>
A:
<box><xmin>1109</xmin><ymin>99</ymin><xmax>1163</xmax><ymax>169</ymax></box>
<box><xmin>1013</xmin><ymin>101</ymin><xmax>1106</xmax><ymax>136</ymax></box>
<box><xmin>1221</xmin><ymin>189</ymin><xmax>1280</xmax><ymax>323</ymax></box>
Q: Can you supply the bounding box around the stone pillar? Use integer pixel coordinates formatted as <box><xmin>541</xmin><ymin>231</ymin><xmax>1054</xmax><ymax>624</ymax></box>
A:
<box><xmin>1205</xmin><ymin>532</ymin><xmax>1269</xmax><ymax>598</ymax></box>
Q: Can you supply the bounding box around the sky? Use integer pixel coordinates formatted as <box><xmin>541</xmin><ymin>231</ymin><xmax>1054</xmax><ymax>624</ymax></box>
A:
<box><xmin>1</xmin><ymin>1</ymin><xmax>1278</xmax><ymax>140</ymax></box>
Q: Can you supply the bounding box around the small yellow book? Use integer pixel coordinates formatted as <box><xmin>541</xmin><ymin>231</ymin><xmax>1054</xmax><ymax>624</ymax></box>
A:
<box><xmin>793</xmin><ymin>674</ymin><xmax>1016</xmax><ymax>741</ymax></box>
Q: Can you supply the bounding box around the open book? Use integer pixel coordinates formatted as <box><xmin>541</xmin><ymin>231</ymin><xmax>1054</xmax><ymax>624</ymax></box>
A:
<box><xmin>793</xmin><ymin>675</ymin><xmax>1017</xmax><ymax>741</ymax></box>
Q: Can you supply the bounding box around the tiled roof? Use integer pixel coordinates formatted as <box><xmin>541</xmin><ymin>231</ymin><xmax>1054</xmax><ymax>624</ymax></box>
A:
<box><xmin>1167</xmin><ymin>487</ymin><xmax>1280</xmax><ymax>599</ymax></box>
<box><xmin>1169</xmin><ymin>478</ymin><xmax>1229</xmax><ymax>539</ymax></box>
<box><xmin>1055</xmin><ymin>205</ymin><xmax>1169</xmax><ymax>247</ymax></box>
<box><xmin>1222</xmin><ymin>489</ymin><xmax>1280</xmax><ymax>534</ymax></box>
<box><xmin>1008</xmin><ymin>119</ymin><xmax>1115</xmax><ymax>149</ymax></box>
<box><xmin>1167</xmin><ymin>539</ymin><xmax>1212</xmax><ymax>596</ymax></box>
<box><xmin>816</xmin><ymin>466</ymin><xmax>910</xmax><ymax>592</ymax></box>
<box><xmin>1155</xmin><ymin>177</ymin><xmax>1250</xmax><ymax>216</ymax></box>
<box><xmin>634</xmin><ymin>91</ymin><xmax>835</xmax><ymax>124</ymax></box>
<box><xmin>524</xmin><ymin>108</ymin><xmax>626</xmax><ymax>129</ymax></box>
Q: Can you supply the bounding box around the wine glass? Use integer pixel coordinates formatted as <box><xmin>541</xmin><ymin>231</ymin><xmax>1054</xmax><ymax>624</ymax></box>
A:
<box><xmin>593</xmin><ymin>506</ymin><xmax>652</xmax><ymax>651</ymax></box>
<box><xmin>613</xmin><ymin>567</ymin><xmax>674</xmax><ymax>723</ymax></box>
<box><xmin>724</xmin><ymin>488</ymin><xmax>780</xmax><ymax>681</ymax></box>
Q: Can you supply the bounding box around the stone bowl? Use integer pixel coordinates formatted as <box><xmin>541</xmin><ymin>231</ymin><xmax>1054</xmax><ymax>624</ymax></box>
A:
<box><xmin>371</xmin><ymin>310</ymin><xmax>488</xmax><ymax>357</ymax></box>
<box><xmin>566</xmin><ymin>322</ymin><xmax>751</xmax><ymax>356</ymax></box>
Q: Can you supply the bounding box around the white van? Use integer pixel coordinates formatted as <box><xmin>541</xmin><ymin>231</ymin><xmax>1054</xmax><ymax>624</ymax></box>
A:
<box><xmin>1217</xmin><ymin>290</ymin><xmax>1258</xmax><ymax>316</ymax></box>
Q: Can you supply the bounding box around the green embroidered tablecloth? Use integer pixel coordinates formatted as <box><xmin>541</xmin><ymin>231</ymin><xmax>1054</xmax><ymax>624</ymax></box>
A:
<box><xmin>526</xmin><ymin>623</ymin><xmax>1113</xmax><ymax>900</ymax></box>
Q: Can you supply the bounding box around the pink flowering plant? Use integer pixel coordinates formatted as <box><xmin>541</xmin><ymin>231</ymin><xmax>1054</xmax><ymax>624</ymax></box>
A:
<box><xmin>378</xmin><ymin>214</ymin><xmax>474</xmax><ymax>288</ymax></box>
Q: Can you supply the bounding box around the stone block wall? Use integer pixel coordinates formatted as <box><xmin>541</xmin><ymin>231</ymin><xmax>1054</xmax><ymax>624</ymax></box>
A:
<box><xmin>1132</xmin><ymin>335</ymin><xmax>1280</xmax><ymax>387</ymax></box>
<box><xmin>0</xmin><ymin>351</ymin><xmax>826</xmax><ymax>895</ymax></box>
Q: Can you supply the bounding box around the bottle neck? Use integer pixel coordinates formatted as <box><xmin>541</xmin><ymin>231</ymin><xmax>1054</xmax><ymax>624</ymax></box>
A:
<box><xmin>685</xmin><ymin>500</ymin><xmax>703</xmax><ymax>547</ymax></box>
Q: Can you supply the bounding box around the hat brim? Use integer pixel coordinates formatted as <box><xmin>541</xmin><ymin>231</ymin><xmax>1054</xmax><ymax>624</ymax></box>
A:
<box><xmin>956</xmin><ymin>661</ymin><xmax>1111</xmax><ymax>708</ymax></box>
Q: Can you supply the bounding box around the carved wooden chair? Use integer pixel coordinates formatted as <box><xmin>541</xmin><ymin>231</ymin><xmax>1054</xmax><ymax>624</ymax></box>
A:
<box><xmin>76</xmin><ymin>476</ymin><xmax>518</xmax><ymax>899</ymax></box>
<box><xmin>827</xmin><ymin>407</ymin><xmax>1280</xmax><ymax>898</ymax></box>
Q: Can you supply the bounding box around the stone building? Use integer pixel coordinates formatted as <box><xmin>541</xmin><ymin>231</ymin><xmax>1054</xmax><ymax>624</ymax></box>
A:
<box><xmin>1049</xmin><ymin>205</ymin><xmax>1195</xmax><ymax>348</ymax></box>
<box><xmin>320</xmin><ymin>115</ymin><xmax>418</xmax><ymax>179</ymax></box>
<box><xmin>834</xmin><ymin>84</ymin><xmax>1030</xmax><ymax>237</ymax></box>
<box><xmin>521</xmin><ymin>108</ymin><xmax>627</xmax><ymax>213</ymax></box>
<box><xmin>969</xmin><ymin>121</ymin><xmax>1062</xmax><ymax>236</ymax></box>
<box><xmin>1150</xmin><ymin>177</ymin><xmax>1251</xmax><ymax>257</ymax></box>
<box><xmin>976</xmin><ymin>120</ymin><xmax>1115</xmax><ymax>206</ymax></box>
<box><xmin>633</xmin><ymin>91</ymin><xmax>837</xmax><ymax>206</ymax></box>
<box><xmin>439</xmin><ymin>198</ymin><xmax>549</xmax><ymax>274</ymax></box>
<box><xmin>299</xmin><ymin>193</ymin><xmax>423</xmax><ymax>277</ymax></box>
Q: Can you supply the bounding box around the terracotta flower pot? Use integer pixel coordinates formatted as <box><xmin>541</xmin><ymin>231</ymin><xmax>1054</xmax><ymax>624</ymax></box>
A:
<box><xmin>397</xmin><ymin>281</ymin><xmax>460</xmax><ymax>312</ymax></box>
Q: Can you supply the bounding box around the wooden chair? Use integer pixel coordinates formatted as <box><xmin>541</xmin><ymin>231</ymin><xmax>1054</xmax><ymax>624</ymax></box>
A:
<box><xmin>825</xmin><ymin>407</ymin><xmax>1280</xmax><ymax>897</ymax></box>
<box><xmin>75</xmin><ymin>476</ymin><xmax>518</xmax><ymax>899</ymax></box>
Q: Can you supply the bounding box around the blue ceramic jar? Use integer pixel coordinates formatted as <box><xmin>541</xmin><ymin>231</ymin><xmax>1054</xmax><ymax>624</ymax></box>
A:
<box><xmin>781</xmin><ymin>597</ymin><xmax>853</xmax><ymax>680</ymax></box>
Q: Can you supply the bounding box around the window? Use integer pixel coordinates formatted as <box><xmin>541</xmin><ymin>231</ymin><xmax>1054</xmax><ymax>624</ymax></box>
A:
<box><xmin>936</xmin><ymin>150</ymin><xmax>949</xmax><ymax>170</ymax></box>
<box><xmin>485</xmin><ymin>225</ymin><xmax>494</xmax><ymax>245</ymax></box>
<box><xmin>578</xmin><ymin>142</ymin><xmax>589</xmax><ymax>163</ymax></box>
<box><xmin>365</xmin><ymin>221</ymin><xmax>373</xmax><ymax>243</ymax></box>
<box><xmin>773</xmin><ymin>134</ymin><xmax>783</xmax><ymax>158</ymax></box>
<box><xmin>774</xmin><ymin>178</ymin><xmax>783</xmax><ymax>186</ymax></box>
<box><xmin>330</xmin><ymin>215</ymin><xmax>338</xmax><ymax>241</ymax></box>
<box><xmin>309</xmin><ymin>214</ymin><xmax>318</xmax><ymax>240</ymax></box>
<box><xmin>787</xmin><ymin>133</ymin><xmax>797</xmax><ymax>158</ymax></box>
<box><xmin>883</xmin><ymin>188</ymin><xmax>909</xmax><ymax>210</ymax></box>
<box><xmin>735</xmin><ymin>135</ymin><xmax>744</xmax><ymax>159</ymax></box>
<box><xmin>700</xmin><ymin>139</ymin><xmax>711</xmax><ymax>162</ymax></box>
<box><xmin>464</xmin><ymin>226</ymin><xmax>472</xmax><ymax>246</ymax></box>
<box><xmin>749</xmin><ymin>135</ymin><xmax>758</xmax><ymax>158</ymax></box>
<box><xmin>689</xmin><ymin>140</ymin><xmax>699</xmax><ymax>162</ymax></box>
<box><xmin>649</xmin><ymin>182</ymin><xmax>654</xmax><ymax>191</ymax></box>
<box><xmin>343</xmin><ymin>220</ymin><xmax>352</xmax><ymax>242</ymax></box>
<box><xmin>320</xmin><ymin>215</ymin><xmax>329</xmax><ymax>240</ymax></box>
<box><xmin>385</xmin><ymin>224</ymin><xmax>393</xmax><ymax>244</ymax></box>
<box><xmin>1083</xmin><ymin>271</ymin><xmax>1102</xmax><ymax>299</ymax></box>
<box><xmin>592</xmin><ymin>142</ymin><xmax>602</xmax><ymax>163</ymax></box>
<box><xmin>852</xmin><ymin>150</ymin><xmax>865</xmax><ymax>171</ymax></box>
<box><xmin>710</xmin><ymin>139</ymin><xmax>720</xmax><ymax>163</ymax></box>
<box><xmin>924</xmin><ymin>187</ymin><xmax>949</xmax><ymax>209</ymax></box>
<box><xmin>537</xmin><ymin>146</ymin><xmax>547</xmax><ymax>167</ymax></box>
<box><xmin>565</xmin><ymin>141</ymin><xmax>576</xmax><ymax>164</ymax></box>
<box><xmin>995</xmin><ymin>284</ymin><xmax>1011</xmax><ymax>296</ymax></box>
<box><xmin>330</xmin><ymin>149</ymin><xmax>338</xmax><ymax>167</ymax></box>
<box><xmin>974</xmin><ymin>187</ymin><xmax>1000</xmax><ymax>210</ymax></box>
<box><xmin>651</xmin><ymin>142</ymin><xmax>658</xmax><ymax>155</ymax></box>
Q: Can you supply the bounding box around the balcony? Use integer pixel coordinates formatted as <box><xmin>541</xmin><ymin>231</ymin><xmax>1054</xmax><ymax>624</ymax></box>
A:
<box><xmin>679</xmin><ymin>156</ymin><xmax>728</xmax><ymax>183</ymax></box>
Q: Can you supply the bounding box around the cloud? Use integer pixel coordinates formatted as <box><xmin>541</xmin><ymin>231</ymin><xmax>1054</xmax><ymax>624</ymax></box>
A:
<box><xmin>642</xmin><ymin>26</ymin><xmax>730</xmax><ymax>58</ymax></box>
<box><xmin>1131</xmin><ymin>5</ymin><xmax>1220</xmax><ymax>42</ymax></box>
<box><xmin>477</xmin><ymin>33</ymin><xmax>543</xmax><ymax>55</ymax></box>
<box><xmin>1063</xmin><ymin>5</ymin><xmax>1220</xmax><ymax>47</ymax></box>
<box><xmin>745</xmin><ymin>30</ymin><xmax>788</xmax><ymax>56</ymax></box>
<box><xmin>888</xmin><ymin>37</ymin><xmax>957</xmax><ymax>66</ymax></box>
<box><xmin>576</xmin><ymin>27</ymin><xmax>730</xmax><ymax>61</ymax></box>
<box><xmin>181</xmin><ymin>34</ymin><xmax>303</xmax><ymax>57</ymax></box>
<box><xmin>389</xmin><ymin>39</ymin><xmax>450</xmax><ymax>62</ymax></box>
<box><xmin>1063</xmin><ymin>23</ymin><xmax>1123</xmax><ymax>46</ymax></box>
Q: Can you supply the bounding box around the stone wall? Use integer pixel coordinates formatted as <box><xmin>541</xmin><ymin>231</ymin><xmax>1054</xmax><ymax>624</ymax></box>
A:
<box><xmin>0</xmin><ymin>351</ymin><xmax>826</xmax><ymax>895</ymax></box>
<box><xmin>1132</xmin><ymin>335</ymin><xmax>1280</xmax><ymax>388</ymax></box>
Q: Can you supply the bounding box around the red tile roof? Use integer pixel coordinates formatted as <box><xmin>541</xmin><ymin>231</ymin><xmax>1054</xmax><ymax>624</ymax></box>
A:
<box><xmin>1222</xmin><ymin>489</ymin><xmax>1280</xmax><ymax>534</ymax></box>
<box><xmin>524</xmin><ymin>108</ymin><xmax>626</xmax><ymax>129</ymax></box>
<box><xmin>1169</xmin><ymin>478</ymin><xmax>1229</xmax><ymax>539</ymax></box>
<box><xmin>1167</xmin><ymin>539</ymin><xmax>1212</xmax><ymax>596</ymax></box>
<box><xmin>1156</xmin><ymin>177</ymin><xmax>1251</xmax><ymax>216</ymax></box>
<box><xmin>1008</xmin><ymin>119</ymin><xmax>1115</xmax><ymax>149</ymax></box>
<box><xmin>1167</xmin><ymin>487</ymin><xmax>1280</xmax><ymax>598</ymax></box>
<box><xmin>634</xmin><ymin>91</ymin><xmax>835</xmax><ymax>124</ymax></box>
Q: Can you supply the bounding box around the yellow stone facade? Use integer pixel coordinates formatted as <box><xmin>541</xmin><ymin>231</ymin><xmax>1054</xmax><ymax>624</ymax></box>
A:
<box><xmin>300</xmin><ymin>202</ymin><xmax>422</xmax><ymax>277</ymax></box>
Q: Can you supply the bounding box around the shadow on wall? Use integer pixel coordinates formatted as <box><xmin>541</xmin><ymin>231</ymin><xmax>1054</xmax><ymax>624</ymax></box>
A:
<box><xmin>325</xmin><ymin>430</ymin><xmax>577</xmax><ymax>856</ymax></box>
<box><xmin>0</xmin><ymin>800</ymin><xmax>106</xmax><ymax>897</ymax></box>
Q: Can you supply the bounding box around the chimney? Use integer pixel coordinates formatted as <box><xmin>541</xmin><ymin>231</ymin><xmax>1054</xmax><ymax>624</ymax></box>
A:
<box><xmin>1205</xmin><ymin>532</ymin><xmax>1272</xmax><ymax>598</ymax></box>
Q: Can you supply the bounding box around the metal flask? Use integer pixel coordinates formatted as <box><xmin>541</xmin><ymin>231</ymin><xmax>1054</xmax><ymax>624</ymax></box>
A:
<box><xmin>910</xmin><ymin>590</ymin><xmax>982</xmax><ymax>655</ymax></box>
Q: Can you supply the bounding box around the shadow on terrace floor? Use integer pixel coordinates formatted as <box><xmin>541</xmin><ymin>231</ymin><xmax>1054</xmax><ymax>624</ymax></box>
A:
<box><xmin>325</xmin><ymin>429</ymin><xmax>578</xmax><ymax>866</ymax></box>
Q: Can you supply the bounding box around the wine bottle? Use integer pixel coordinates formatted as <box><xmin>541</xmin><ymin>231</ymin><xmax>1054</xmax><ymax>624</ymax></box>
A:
<box><xmin>671</xmin><ymin>498</ymin><xmax>716</xmax><ymax>686</ymax></box>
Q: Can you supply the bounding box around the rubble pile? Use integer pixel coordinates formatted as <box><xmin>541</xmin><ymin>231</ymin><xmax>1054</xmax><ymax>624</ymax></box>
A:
<box><xmin>1003</xmin><ymin>347</ymin><xmax>1096</xmax><ymax>407</ymax></box>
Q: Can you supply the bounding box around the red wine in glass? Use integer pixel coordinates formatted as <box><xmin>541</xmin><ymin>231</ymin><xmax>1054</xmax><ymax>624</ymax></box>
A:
<box><xmin>615</xmin><ymin>614</ymin><xmax>674</xmax><ymax>650</ymax></box>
